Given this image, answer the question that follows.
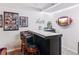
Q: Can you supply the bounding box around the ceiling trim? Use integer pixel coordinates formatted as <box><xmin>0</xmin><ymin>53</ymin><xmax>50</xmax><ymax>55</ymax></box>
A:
<box><xmin>40</xmin><ymin>3</ymin><xmax>56</xmax><ymax>11</ymax></box>
<box><xmin>29</xmin><ymin>6</ymin><xmax>42</xmax><ymax>11</ymax></box>
<box><xmin>30</xmin><ymin>3</ymin><xmax>56</xmax><ymax>11</ymax></box>
<box><xmin>50</xmin><ymin>4</ymin><xmax>79</xmax><ymax>15</ymax></box>
<box><xmin>42</xmin><ymin>3</ymin><xmax>61</xmax><ymax>11</ymax></box>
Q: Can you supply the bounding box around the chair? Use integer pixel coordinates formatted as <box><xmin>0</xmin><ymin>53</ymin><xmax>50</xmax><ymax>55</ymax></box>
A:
<box><xmin>25</xmin><ymin>36</ymin><xmax>39</xmax><ymax>55</ymax></box>
<box><xmin>0</xmin><ymin>48</ymin><xmax>7</xmax><ymax>55</ymax></box>
<box><xmin>20</xmin><ymin>31</ymin><xmax>39</xmax><ymax>55</ymax></box>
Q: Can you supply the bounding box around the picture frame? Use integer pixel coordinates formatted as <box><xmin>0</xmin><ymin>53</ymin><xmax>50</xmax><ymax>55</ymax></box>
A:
<box><xmin>56</xmin><ymin>16</ymin><xmax>72</xmax><ymax>26</ymax></box>
<box><xmin>0</xmin><ymin>15</ymin><xmax>3</xmax><ymax>27</ymax></box>
<box><xmin>19</xmin><ymin>16</ymin><xmax>28</xmax><ymax>27</ymax></box>
<box><xmin>4</xmin><ymin>12</ymin><xmax>19</xmax><ymax>31</ymax></box>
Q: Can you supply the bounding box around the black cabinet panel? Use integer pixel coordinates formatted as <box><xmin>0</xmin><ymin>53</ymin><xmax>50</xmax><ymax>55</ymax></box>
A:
<box><xmin>34</xmin><ymin>35</ymin><xmax>50</xmax><ymax>55</ymax></box>
<box><xmin>21</xmin><ymin>31</ymin><xmax>62</xmax><ymax>55</ymax></box>
<box><xmin>50</xmin><ymin>36</ymin><xmax>61</xmax><ymax>55</ymax></box>
<box><xmin>34</xmin><ymin>34</ymin><xmax>62</xmax><ymax>55</ymax></box>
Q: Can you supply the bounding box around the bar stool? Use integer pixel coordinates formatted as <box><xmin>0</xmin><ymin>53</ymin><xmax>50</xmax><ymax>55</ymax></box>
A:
<box><xmin>24</xmin><ymin>35</ymin><xmax>39</xmax><ymax>55</ymax></box>
<box><xmin>20</xmin><ymin>31</ymin><xmax>40</xmax><ymax>55</ymax></box>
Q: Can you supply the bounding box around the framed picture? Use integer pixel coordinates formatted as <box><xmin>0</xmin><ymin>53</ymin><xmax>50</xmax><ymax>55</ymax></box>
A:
<box><xmin>4</xmin><ymin>12</ymin><xmax>19</xmax><ymax>31</ymax></box>
<box><xmin>0</xmin><ymin>15</ymin><xmax>3</xmax><ymax>27</ymax></box>
<box><xmin>19</xmin><ymin>16</ymin><xmax>28</xmax><ymax>27</ymax></box>
<box><xmin>56</xmin><ymin>16</ymin><xmax>72</xmax><ymax>26</ymax></box>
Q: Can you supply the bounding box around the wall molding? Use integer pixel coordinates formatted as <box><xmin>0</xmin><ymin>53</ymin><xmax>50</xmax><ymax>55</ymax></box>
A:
<box><xmin>43</xmin><ymin>3</ymin><xmax>61</xmax><ymax>11</ymax></box>
<box><xmin>7</xmin><ymin>47</ymin><xmax>21</xmax><ymax>54</ymax></box>
<box><xmin>63</xmin><ymin>46</ymin><xmax>78</xmax><ymax>55</ymax></box>
<box><xmin>51</xmin><ymin>4</ymin><xmax>79</xmax><ymax>15</ymax></box>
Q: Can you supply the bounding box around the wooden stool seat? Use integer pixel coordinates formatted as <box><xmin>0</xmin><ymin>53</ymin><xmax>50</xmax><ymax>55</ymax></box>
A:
<box><xmin>26</xmin><ymin>47</ymin><xmax>39</xmax><ymax>55</ymax></box>
<box><xmin>20</xmin><ymin>31</ymin><xmax>40</xmax><ymax>55</ymax></box>
<box><xmin>13</xmin><ymin>48</ymin><xmax>21</xmax><ymax>55</ymax></box>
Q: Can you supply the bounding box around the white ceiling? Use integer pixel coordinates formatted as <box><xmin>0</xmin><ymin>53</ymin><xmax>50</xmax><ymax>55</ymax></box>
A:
<box><xmin>0</xmin><ymin>3</ymin><xmax>78</xmax><ymax>12</ymax></box>
<box><xmin>44</xmin><ymin>3</ymin><xmax>78</xmax><ymax>12</ymax></box>
<box><xmin>24</xmin><ymin>3</ymin><xmax>56</xmax><ymax>11</ymax></box>
<box><xmin>0</xmin><ymin>3</ymin><xmax>56</xmax><ymax>11</ymax></box>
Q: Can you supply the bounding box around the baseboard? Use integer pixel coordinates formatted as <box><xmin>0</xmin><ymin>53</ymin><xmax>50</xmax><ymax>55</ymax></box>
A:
<box><xmin>7</xmin><ymin>49</ymin><xmax>14</xmax><ymax>53</ymax></box>
<box><xmin>62</xmin><ymin>46</ymin><xmax>78</xmax><ymax>55</ymax></box>
<box><xmin>7</xmin><ymin>47</ymin><xmax>21</xmax><ymax>54</ymax></box>
<box><xmin>7</xmin><ymin>47</ymin><xmax>77</xmax><ymax>55</ymax></box>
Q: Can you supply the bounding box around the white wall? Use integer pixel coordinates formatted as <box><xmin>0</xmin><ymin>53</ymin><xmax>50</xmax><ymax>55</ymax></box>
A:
<box><xmin>48</xmin><ymin>4</ymin><xmax>79</xmax><ymax>54</ymax></box>
<box><xmin>1</xmin><ymin>3</ymin><xmax>79</xmax><ymax>54</ymax></box>
<box><xmin>38</xmin><ymin>12</ymin><xmax>53</xmax><ymax>29</ymax></box>
<box><xmin>0</xmin><ymin>5</ymin><xmax>40</xmax><ymax>51</ymax></box>
<box><xmin>41</xmin><ymin>4</ymin><xmax>79</xmax><ymax>54</ymax></box>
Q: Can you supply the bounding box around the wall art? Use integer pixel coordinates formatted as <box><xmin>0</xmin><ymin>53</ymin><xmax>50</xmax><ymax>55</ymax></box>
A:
<box><xmin>19</xmin><ymin>16</ymin><xmax>28</xmax><ymax>27</ymax></box>
<box><xmin>4</xmin><ymin>12</ymin><xmax>19</xmax><ymax>31</ymax></box>
<box><xmin>56</xmin><ymin>16</ymin><xmax>72</xmax><ymax>26</ymax></box>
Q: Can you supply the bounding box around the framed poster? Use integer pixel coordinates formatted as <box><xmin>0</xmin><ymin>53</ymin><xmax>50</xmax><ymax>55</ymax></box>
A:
<box><xmin>4</xmin><ymin>12</ymin><xmax>19</xmax><ymax>31</ymax></box>
<box><xmin>56</xmin><ymin>16</ymin><xmax>72</xmax><ymax>26</ymax></box>
<box><xmin>0</xmin><ymin>15</ymin><xmax>3</xmax><ymax>27</ymax></box>
<box><xmin>19</xmin><ymin>16</ymin><xmax>28</xmax><ymax>27</ymax></box>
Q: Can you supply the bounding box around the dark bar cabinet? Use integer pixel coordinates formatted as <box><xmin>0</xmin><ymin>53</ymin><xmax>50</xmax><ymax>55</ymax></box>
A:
<box><xmin>28</xmin><ymin>30</ymin><xmax>62</xmax><ymax>55</ymax></box>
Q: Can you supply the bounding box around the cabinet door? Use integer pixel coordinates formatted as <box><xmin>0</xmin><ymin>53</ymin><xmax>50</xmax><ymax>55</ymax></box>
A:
<box><xmin>50</xmin><ymin>36</ymin><xmax>61</xmax><ymax>55</ymax></box>
<box><xmin>34</xmin><ymin>35</ymin><xmax>50</xmax><ymax>55</ymax></box>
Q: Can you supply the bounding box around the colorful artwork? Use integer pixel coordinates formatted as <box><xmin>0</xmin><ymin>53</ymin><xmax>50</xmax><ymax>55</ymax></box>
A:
<box><xmin>19</xmin><ymin>16</ymin><xmax>28</xmax><ymax>27</ymax></box>
<box><xmin>56</xmin><ymin>16</ymin><xmax>72</xmax><ymax>26</ymax></box>
<box><xmin>4</xmin><ymin>12</ymin><xmax>19</xmax><ymax>31</ymax></box>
